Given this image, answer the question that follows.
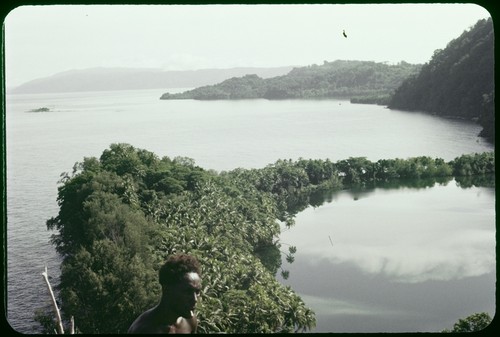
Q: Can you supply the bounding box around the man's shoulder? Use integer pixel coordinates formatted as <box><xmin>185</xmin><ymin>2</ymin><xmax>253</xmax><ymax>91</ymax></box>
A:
<box><xmin>128</xmin><ymin>308</ymin><xmax>156</xmax><ymax>334</ymax></box>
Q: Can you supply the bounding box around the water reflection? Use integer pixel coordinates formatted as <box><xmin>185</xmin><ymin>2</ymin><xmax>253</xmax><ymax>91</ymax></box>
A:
<box><xmin>308</xmin><ymin>175</ymin><xmax>494</xmax><ymax>208</ymax></box>
<box><xmin>280</xmin><ymin>257</ymin><xmax>495</xmax><ymax>332</ymax></box>
<box><xmin>278</xmin><ymin>176</ymin><xmax>495</xmax><ymax>332</ymax></box>
<box><xmin>283</xmin><ymin>176</ymin><xmax>495</xmax><ymax>283</ymax></box>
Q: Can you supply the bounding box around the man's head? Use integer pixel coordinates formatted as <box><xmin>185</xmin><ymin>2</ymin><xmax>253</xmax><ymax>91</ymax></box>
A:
<box><xmin>159</xmin><ymin>254</ymin><xmax>202</xmax><ymax>319</ymax></box>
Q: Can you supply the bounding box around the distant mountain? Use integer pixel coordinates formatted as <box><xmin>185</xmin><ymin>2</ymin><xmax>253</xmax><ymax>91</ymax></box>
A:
<box><xmin>160</xmin><ymin>60</ymin><xmax>421</xmax><ymax>101</ymax></box>
<box><xmin>389</xmin><ymin>18</ymin><xmax>494</xmax><ymax>142</ymax></box>
<box><xmin>8</xmin><ymin>66</ymin><xmax>294</xmax><ymax>94</ymax></box>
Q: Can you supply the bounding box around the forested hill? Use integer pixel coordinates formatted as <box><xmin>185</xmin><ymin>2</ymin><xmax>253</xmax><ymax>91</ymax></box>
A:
<box><xmin>8</xmin><ymin>66</ymin><xmax>293</xmax><ymax>94</ymax></box>
<box><xmin>160</xmin><ymin>60</ymin><xmax>421</xmax><ymax>101</ymax></box>
<box><xmin>388</xmin><ymin>18</ymin><xmax>494</xmax><ymax>142</ymax></box>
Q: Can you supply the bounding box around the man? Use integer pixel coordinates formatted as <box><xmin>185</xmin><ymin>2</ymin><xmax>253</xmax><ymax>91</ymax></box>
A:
<box><xmin>128</xmin><ymin>254</ymin><xmax>202</xmax><ymax>334</ymax></box>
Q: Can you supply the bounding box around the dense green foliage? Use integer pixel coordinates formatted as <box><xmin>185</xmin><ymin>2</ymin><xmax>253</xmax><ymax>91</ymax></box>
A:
<box><xmin>160</xmin><ymin>60</ymin><xmax>421</xmax><ymax>100</ymax></box>
<box><xmin>45</xmin><ymin>144</ymin><xmax>316</xmax><ymax>333</ymax></box>
<box><xmin>389</xmin><ymin>18</ymin><xmax>494</xmax><ymax>142</ymax></box>
<box><xmin>44</xmin><ymin>144</ymin><xmax>494</xmax><ymax>333</ymax></box>
<box><xmin>442</xmin><ymin>312</ymin><xmax>493</xmax><ymax>333</ymax></box>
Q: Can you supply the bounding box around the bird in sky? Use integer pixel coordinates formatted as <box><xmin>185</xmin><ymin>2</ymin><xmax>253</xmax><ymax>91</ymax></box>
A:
<box><xmin>343</xmin><ymin>29</ymin><xmax>347</xmax><ymax>38</ymax></box>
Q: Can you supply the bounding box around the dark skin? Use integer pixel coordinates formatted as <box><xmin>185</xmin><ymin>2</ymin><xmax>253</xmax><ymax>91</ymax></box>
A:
<box><xmin>128</xmin><ymin>272</ymin><xmax>202</xmax><ymax>334</ymax></box>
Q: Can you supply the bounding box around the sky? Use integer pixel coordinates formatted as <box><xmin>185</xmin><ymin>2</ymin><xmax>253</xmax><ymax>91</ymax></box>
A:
<box><xmin>3</xmin><ymin>3</ymin><xmax>492</xmax><ymax>88</ymax></box>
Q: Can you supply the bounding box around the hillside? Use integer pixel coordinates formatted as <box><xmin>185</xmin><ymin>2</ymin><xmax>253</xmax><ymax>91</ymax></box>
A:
<box><xmin>160</xmin><ymin>60</ymin><xmax>421</xmax><ymax>100</ymax></box>
<box><xmin>8</xmin><ymin>66</ymin><xmax>293</xmax><ymax>94</ymax></box>
<box><xmin>388</xmin><ymin>18</ymin><xmax>494</xmax><ymax>142</ymax></box>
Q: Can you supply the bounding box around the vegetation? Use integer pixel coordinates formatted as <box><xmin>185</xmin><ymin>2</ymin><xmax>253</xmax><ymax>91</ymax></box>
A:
<box><xmin>42</xmin><ymin>144</ymin><xmax>494</xmax><ymax>333</ymax></box>
<box><xmin>28</xmin><ymin>107</ymin><xmax>50</xmax><ymax>112</ymax></box>
<box><xmin>389</xmin><ymin>18</ymin><xmax>494</xmax><ymax>142</ymax></box>
<box><xmin>442</xmin><ymin>312</ymin><xmax>492</xmax><ymax>333</ymax></box>
<box><xmin>160</xmin><ymin>60</ymin><xmax>421</xmax><ymax>100</ymax></box>
<box><xmin>350</xmin><ymin>94</ymin><xmax>391</xmax><ymax>105</ymax></box>
<box><xmin>43</xmin><ymin>144</ymin><xmax>315</xmax><ymax>333</ymax></box>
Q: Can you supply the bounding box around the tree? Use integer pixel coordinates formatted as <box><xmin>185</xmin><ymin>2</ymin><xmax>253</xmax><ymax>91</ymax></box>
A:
<box><xmin>44</xmin><ymin>144</ymin><xmax>317</xmax><ymax>333</ymax></box>
<box><xmin>442</xmin><ymin>312</ymin><xmax>492</xmax><ymax>333</ymax></box>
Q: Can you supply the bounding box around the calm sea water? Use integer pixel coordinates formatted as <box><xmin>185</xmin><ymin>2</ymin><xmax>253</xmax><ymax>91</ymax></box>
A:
<box><xmin>5</xmin><ymin>89</ymin><xmax>494</xmax><ymax>333</ymax></box>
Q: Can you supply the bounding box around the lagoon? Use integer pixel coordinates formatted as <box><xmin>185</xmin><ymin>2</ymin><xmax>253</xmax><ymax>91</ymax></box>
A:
<box><xmin>278</xmin><ymin>180</ymin><xmax>495</xmax><ymax>332</ymax></box>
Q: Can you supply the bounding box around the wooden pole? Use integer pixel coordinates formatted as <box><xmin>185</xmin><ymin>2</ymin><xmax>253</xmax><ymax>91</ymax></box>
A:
<box><xmin>41</xmin><ymin>266</ymin><xmax>64</xmax><ymax>334</ymax></box>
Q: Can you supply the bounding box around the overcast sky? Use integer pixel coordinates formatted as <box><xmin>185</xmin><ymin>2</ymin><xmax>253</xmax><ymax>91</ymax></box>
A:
<box><xmin>4</xmin><ymin>3</ymin><xmax>491</xmax><ymax>87</ymax></box>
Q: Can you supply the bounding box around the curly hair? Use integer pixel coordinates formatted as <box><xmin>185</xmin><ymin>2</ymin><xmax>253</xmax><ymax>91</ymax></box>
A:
<box><xmin>159</xmin><ymin>254</ymin><xmax>201</xmax><ymax>286</ymax></box>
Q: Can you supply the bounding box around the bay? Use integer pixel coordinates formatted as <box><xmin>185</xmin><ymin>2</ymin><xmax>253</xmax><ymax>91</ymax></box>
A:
<box><xmin>5</xmin><ymin>89</ymin><xmax>494</xmax><ymax>333</ymax></box>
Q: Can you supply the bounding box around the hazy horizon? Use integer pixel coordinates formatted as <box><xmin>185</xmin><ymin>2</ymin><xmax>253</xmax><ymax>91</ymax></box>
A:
<box><xmin>6</xmin><ymin>61</ymin><xmax>403</xmax><ymax>90</ymax></box>
<box><xmin>4</xmin><ymin>4</ymin><xmax>491</xmax><ymax>87</ymax></box>
<box><xmin>8</xmin><ymin>65</ymin><xmax>297</xmax><ymax>89</ymax></box>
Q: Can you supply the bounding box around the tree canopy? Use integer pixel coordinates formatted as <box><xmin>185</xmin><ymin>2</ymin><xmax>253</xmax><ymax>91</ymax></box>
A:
<box><xmin>45</xmin><ymin>144</ymin><xmax>316</xmax><ymax>333</ymax></box>
<box><xmin>43</xmin><ymin>144</ymin><xmax>494</xmax><ymax>333</ymax></box>
<box><xmin>442</xmin><ymin>312</ymin><xmax>493</xmax><ymax>333</ymax></box>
